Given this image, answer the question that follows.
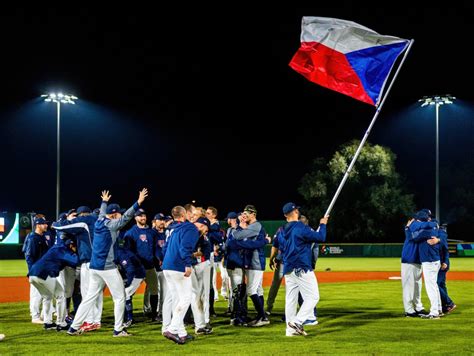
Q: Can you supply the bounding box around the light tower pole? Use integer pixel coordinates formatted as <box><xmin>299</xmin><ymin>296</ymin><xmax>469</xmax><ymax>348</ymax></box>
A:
<box><xmin>41</xmin><ymin>93</ymin><xmax>77</xmax><ymax>219</ymax></box>
<box><xmin>418</xmin><ymin>94</ymin><xmax>456</xmax><ymax>222</ymax></box>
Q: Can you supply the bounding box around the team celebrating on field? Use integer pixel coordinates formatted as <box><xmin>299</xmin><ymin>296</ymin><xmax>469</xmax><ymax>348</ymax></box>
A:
<box><xmin>23</xmin><ymin>188</ymin><xmax>454</xmax><ymax>344</ymax></box>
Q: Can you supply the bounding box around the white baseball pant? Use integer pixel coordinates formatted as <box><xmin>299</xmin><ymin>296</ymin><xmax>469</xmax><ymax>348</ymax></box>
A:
<box><xmin>164</xmin><ymin>269</ymin><xmax>193</xmax><ymax>337</ymax></box>
<box><xmin>29</xmin><ymin>276</ymin><xmax>67</xmax><ymax>326</ymax></box>
<box><xmin>71</xmin><ymin>268</ymin><xmax>125</xmax><ymax>332</ymax></box>
<box><xmin>401</xmin><ymin>263</ymin><xmax>424</xmax><ymax>313</ymax></box>
<box><xmin>285</xmin><ymin>270</ymin><xmax>319</xmax><ymax>334</ymax></box>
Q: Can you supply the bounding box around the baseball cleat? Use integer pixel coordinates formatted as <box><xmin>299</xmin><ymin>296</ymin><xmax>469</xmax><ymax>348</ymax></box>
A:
<box><xmin>163</xmin><ymin>331</ymin><xmax>184</xmax><ymax>344</ymax></box>
<box><xmin>113</xmin><ymin>330</ymin><xmax>132</xmax><ymax>337</ymax></box>
<box><xmin>67</xmin><ymin>327</ymin><xmax>84</xmax><ymax>336</ymax></box>
<box><xmin>288</xmin><ymin>322</ymin><xmax>307</xmax><ymax>336</ymax></box>
<box><xmin>446</xmin><ymin>304</ymin><xmax>457</xmax><ymax>313</ymax></box>
<box><xmin>420</xmin><ymin>314</ymin><xmax>440</xmax><ymax>319</ymax></box>
<box><xmin>43</xmin><ymin>323</ymin><xmax>58</xmax><ymax>330</ymax></box>
<box><xmin>303</xmin><ymin>319</ymin><xmax>319</xmax><ymax>326</ymax></box>
<box><xmin>179</xmin><ymin>334</ymin><xmax>195</xmax><ymax>343</ymax></box>
<box><xmin>31</xmin><ymin>318</ymin><xmax>44</xmax><ymax>324</ymax></box>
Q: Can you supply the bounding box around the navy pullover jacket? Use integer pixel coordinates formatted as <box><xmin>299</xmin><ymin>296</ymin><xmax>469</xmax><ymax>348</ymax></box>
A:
<box><xmin>227</xmin><ymin>221</ymin><xmax>266</xmax><ymax>270</ymax></box>
<box><xmin>53</xmin><ymin>214</ymin><xmax>97</xmax><ymax>264</ymax></box>
<box><xmin>410</xmin><ymin>221</ymin><xmax>440</xmax><ymax>262</ymax></box>
<box><xmin>280</xmin><ymin>221</ymin><xmax>326</xmax><ymax>275</ymax></box>
<box><xmin>29</xmin><ymin>244</ymin><xmax>78</xmax><ymax>280</ymax></box>
<box><xmin>162</xmin><ymin>221</ymin><xmax>199</xmax><ymax>273</ymax></box>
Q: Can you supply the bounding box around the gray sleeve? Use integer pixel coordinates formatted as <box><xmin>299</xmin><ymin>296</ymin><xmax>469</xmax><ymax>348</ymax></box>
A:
<box><xmin>105</xmin><ymin>203</ymin><xmax>138</xmax><ymax>231</ymax></box>
<box><xmin>232</xmin><ymin>222</ymin><xmax>261</xmax><ymax>240</ymax></box>
<box><xmin>99</xmin><ymin>202</ymin><xmax>107</xmax><ymax>219</ymax></box>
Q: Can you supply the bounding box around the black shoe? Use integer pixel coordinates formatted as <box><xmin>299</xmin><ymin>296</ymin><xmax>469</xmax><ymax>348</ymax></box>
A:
<box><xmin>405</xmin><ymin>312</ymin><xmax>418</xmax><ymax>318</ymax></box>
<box><xmin>163</xmin><ymin>331</ymin><xmax>184</xmax><ymax>344</ymax></box>
<box><xmin>415</xmin><ymin>309</ymin><xmax>428</xmax><ymax>316</ymax></box>
<box><xmin>179</xmin><ymin>334</ymin><xmax>195</xmax><ymax>343</ymax></box>
<box><xmin>44</xmin><ymin>323</ymin><xmax>57</xmax><ymax>330</ymax></box>
<box><xmin>56</xmin><ymin>324</ymin><xmax>70</xmax><ymax>332</ymax></box>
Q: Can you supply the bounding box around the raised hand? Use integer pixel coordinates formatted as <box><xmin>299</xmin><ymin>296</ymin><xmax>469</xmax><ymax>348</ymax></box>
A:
<box><xmin>101</xmin><ymin>190</ymin><xmax>111</xmax><ymax>202</ymax></box>
<box><xmin>138</xmin><ymin>188</ymin><xmax>148</xmax><ymax>205</ymax></box>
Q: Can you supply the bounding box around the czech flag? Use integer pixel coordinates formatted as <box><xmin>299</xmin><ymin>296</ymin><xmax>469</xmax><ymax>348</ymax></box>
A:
<box><xmin>289</xmin><ymin>17</ymin><xmax>410</xmax><ymax>106</ymax></box>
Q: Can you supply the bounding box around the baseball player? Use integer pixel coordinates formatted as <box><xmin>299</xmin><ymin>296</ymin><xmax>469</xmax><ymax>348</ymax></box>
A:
<box><xmin>53</xmin><ymin>206</ymin><xmax>103</xmax><ymax>331</ymax></box>
<box><xmin>124</xmin><ymin>208</ymin><xmax>159</xmax><ymax>321</ymax></box>
<box><xmin>162</xmin><ymin>206</ymin><xmax>199</xmax><ymax>344</ymax></box>
<box><xmin>23</xmin><ymin>216</ymin><xmax>51</xmax><ymax>324</ymax></box>
<box><xmin>278</xmin><ymin>202</ymin><xmax>328</xmax><ymax>337</ymax></box>
<box><xmin>191</xmin><ymin>217</ymin><xmax>213</xmax><ymax>335</ymax></box>
<box><xmin>28</xmin><ymin>238</ymin><xmax>78</xmax><ymax>331</ymax></box>
<box><xmin>67</xmin><ymin>188</ymin><xmax>148</xmax><ymax>337</ymax></box>
<box><xmin>115</xmin><ymin>240</ymin><xmax>146</xmax><ymax>327</ymax></box>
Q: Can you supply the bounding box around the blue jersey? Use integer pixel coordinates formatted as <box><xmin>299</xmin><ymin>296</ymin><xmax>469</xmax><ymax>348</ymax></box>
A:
<box><xmin>23</xmin><ymin>232</ymin><xmax>50</xmax><ymax>273</ymax></box>
<box><xmin>154</xmin><ymin>230</ymin><xmax>166</xmax><ymax>271</ymax></box>
<box><xmin>29</xmin><ymin>244</ymin><xmax>78</xmax><ymax>280</ymax></box>
<box><xmin>410</xmin><ymin>221</ymin><xmax>440</xmax><ymax>262</ymax></box>
<box><xmin>124</xmin><ymin>225</ymin><xmax>158</xmax><ymax>270</ymax></box>
<box><xmin>224</xmin><ymin>227</ymin><xmax>243</xmax><ymax>270</ymax></box>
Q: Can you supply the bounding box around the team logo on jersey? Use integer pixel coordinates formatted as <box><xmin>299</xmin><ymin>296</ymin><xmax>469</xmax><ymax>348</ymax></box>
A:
<box><xmin>139</xmin><ymin>234</ymin><xmax>147</xmax><ymax>242</ymax></box>
<box><xmin>121</xmin><ymin>260</ymin><xmax>128</xmax><ymax>266</ymax></box>
<box><xmin>45</xmin><ymin>235</ymin><xmax>50</xmax><ymax>241</ymax></box>
<box><xmin>158</xmin><ymin>240</ymin><xmax>165</xmax><ymax>247</ymax></box>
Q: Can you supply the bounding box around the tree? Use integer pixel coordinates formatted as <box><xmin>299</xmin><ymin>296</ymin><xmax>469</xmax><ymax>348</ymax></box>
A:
<box><xmin>299</xmin><ymin>140</ymin><xmax>415</xmax><ymax>242</ymax></box>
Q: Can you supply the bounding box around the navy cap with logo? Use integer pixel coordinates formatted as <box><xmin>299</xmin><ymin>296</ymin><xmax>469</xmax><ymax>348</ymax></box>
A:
<box><xmin>34</xmin><ymin>217</ymin><xmax>49</xmax><ymax>225</ymax></box>
<box><xmin>195</xmin><ymin>217</ymin><xmax>210</xmax><ymax>228</ymax></box>
<box><xmin>154</xmin><ymin>213</ymin><xmax>166</xmax><ymax>221</ymax></box>
<box><xmin>134</xmin><ymin>208</ymin><xmax>146</xmax><ymax>217</ymax></box>
<box><xmin>165</xmin><ymin>215</ymin><xmax>173</xmax><ymax>221</ymax></box>
<box><xmin>76</xmin><ymin>206</ymin><xmax>92</xmax><ymax>214</ymax></box>
<box><xmin>421</xmin><ymin>208</ymin><xmax>433</xmax><ymax>217</ymax></box>
<box><xmin>106</xmin><ymin>203</ymin><xmax>121</xmax><ymax>214</ymax></box>
<box><xmin>282</xmin><ymin>202</ymin><xmax>300</xmax><ymax>215</ymax></box>
<box><xmin>226</xmin><ymin>212</ymin><xmax>238</xmax><ymax>219</ymax></box>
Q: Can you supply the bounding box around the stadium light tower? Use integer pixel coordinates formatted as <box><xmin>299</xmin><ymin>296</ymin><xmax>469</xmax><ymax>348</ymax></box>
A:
<box><xmin>418</xmin><ymin>94</ymin><xmax>456</xmax><ymax>222</ymax></box>
<box><xmin>41</xmin><ymin>93</ymin><xmax>77</xmax><ymax>219</ymax></box>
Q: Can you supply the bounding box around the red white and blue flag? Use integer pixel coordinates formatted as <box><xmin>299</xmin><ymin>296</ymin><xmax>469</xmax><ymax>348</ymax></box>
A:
<box><xmin>289</xmin><ymin>17</ymin><xmax>409</xmax><ymax>106</ymax></box>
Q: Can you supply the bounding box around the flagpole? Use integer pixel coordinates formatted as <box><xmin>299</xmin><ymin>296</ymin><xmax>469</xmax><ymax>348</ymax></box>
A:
<box><xmin>324</xmin><ymin>39</ymin><xmax>415</xmax><ymax>217</ymax></box>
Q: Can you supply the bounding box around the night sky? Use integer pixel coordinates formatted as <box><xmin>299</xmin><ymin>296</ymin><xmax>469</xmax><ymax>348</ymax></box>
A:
<box><xmin>1</xmin><ymin>5</ymin><xmax>473</xmax><ymax>221</ymax></box>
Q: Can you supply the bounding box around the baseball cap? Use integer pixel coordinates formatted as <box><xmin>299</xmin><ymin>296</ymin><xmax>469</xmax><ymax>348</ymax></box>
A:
<box><xmin>243</xmin><ymin>205</ymin><xmax>257</xmax><ymax>215</ymax></box>
<box><xmin>165</xmin><ymin>215</ymin><xmax>173</xmax><ymax>221</ymax></box>
<box><xmin>106</xmin><ymin>203</ymin><xmax>121</xmax><ymax>214</ymax></box>
<box><xmin>134</xmin><ymin>208</ymin><xmax>146</xmax><ymax>217</ymax></box>
<box><xmin>34</xmin><ymin>217</ymin><xmax>49</xmax><ymax>225</ymax></box>
<box><xmin>282</xmin><ymin>202</ymin><xmax>300</xmax><ymax>215</ymax></box>
<box><xmin>154</xmin><ymin>213</ymin><xmax>166</xmax><ymax>221</ymax></box>
<box><xmin>413</xmin><ymin>210</ymin><xmax>430</xmax><ymax>221</ymax></box>
<box><xmin>226</xmin><ymin>212</ymin><xmax>238</xmax><ymax>219</ymax></box>
<box><xmin>93</xmin><ymin>208</ymin><xmax>100</xmax><ymax>215</ymax></box>
<box><xmin>76</xmin><ymin>206</ymin><xmax>92</xmax><ymax>214</ymax></box>
<box><xmin>58</xmin><ymin>212</ymin><xmax>68</xmax><ymax>220</ymax></box>
<box><xmin>195</xmin><ymin>217</ymin><xmax>210</xmax><ymax>228</ymax></box>
<box><xmin>67</xmin><ymin>208</ymin><xmax>77</xmax><ymax>215</ymax></box>
<box><xmin>421</xmin><ymin>208</ymin><xmax>433</xmax><ymax>217</ymax></box>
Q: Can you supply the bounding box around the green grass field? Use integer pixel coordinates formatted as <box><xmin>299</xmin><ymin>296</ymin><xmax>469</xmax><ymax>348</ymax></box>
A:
<box><xmin>0</xmin><ymin>282</ymin><xmax>473</xmax><ymax>355</ymax></box>
<box><xmin>0</xmin><ymin>259</ymin><xmax>473</xmax><ymax>354</ymax></box>
<box><xmin>2</xmin><ymin>258</ymin><xmax>473</xmax><ymax>277</ymax></box>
